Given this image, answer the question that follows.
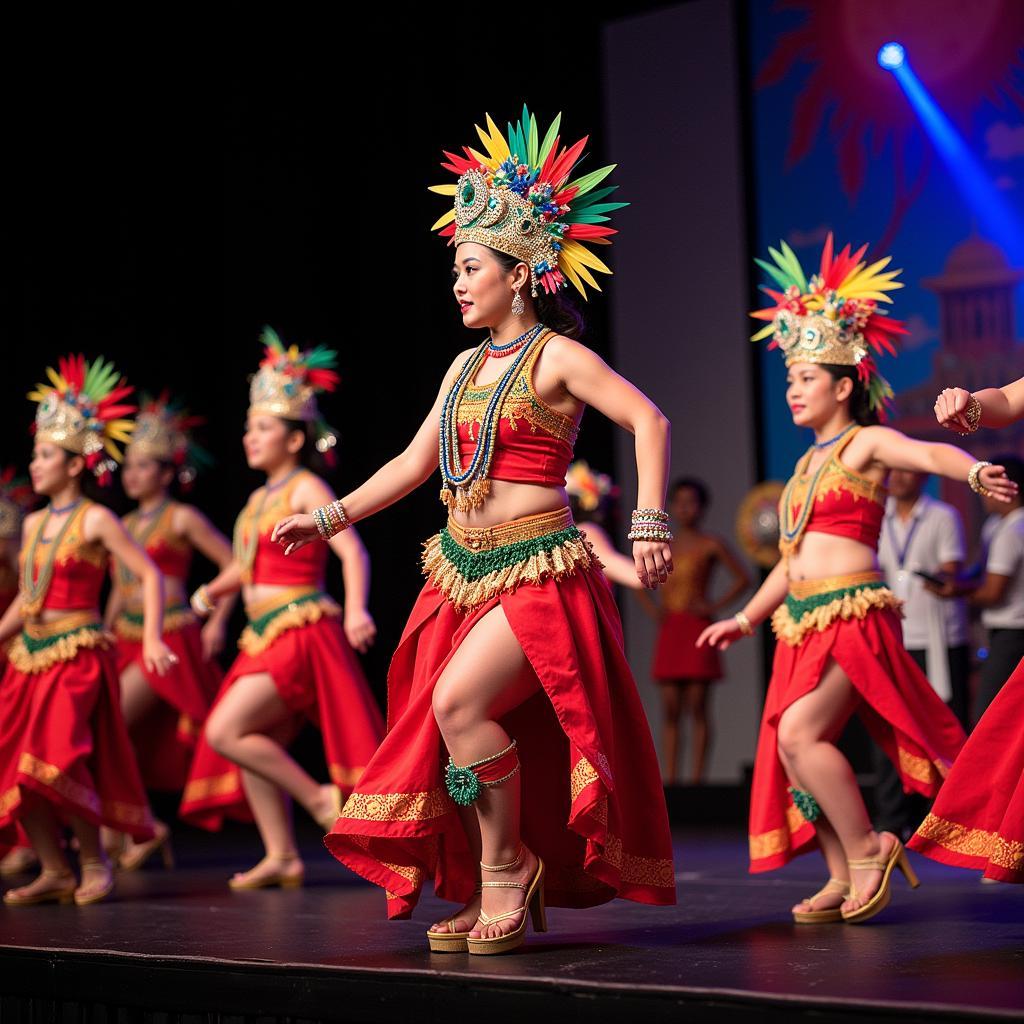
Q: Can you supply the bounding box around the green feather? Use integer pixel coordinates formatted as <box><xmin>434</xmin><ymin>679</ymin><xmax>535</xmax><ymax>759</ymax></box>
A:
<box><xmin>570</xmin><ymin>185</ymin><xmax>619</xmax><ymax>208</ymax></box>
<box><xmin>755</xmin><ymin>256</ymin><xmax>797</xmax><ymax>292</ymax></box>
<box><xmin>565</xmin><ymin>164</ymin><xmax>616</xmax><ymax>197</ymax></box>
<box><xmin>527</xmin><ymin>109</ymin><xmax>538</xmax><ymax>167</ymax></box>
<box><xmin>538</xmin><ymin>113</ymin><xmax>562</xmax><ymax>166</ymax></box>
<box><xmin>778</xmin><ymin>241</ymin><xmax>808</xmax><ymax>293</ymax></box>
<box><xmin>261</xmin><ymin>326</ymin><xmax>285</xmax><ymax>354</ymax></box>
<box><xmin>304</xmin><ymin>345</ymin><xmax>338</xmax><ymax>368</ymax></box>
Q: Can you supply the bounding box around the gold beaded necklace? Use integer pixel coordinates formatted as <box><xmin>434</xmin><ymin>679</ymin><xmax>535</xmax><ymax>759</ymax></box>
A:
<box><xmin>234</xmin><ymin>468</ymin><xmax>302</xmax><ymax>580</ymax></box>
<box><xmin>21</xmin><ymin>501</ymin><xmax>88</xmax><ymax>614</ymax></box>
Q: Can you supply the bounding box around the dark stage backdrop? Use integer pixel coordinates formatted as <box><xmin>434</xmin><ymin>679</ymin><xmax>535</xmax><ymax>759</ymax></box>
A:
<box><xmin>3</xmin><ymin>6</ymin><xmax>659</xmax><ymax>731</ymax></box>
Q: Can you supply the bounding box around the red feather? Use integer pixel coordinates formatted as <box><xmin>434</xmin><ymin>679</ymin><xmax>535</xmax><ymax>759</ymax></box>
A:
<box><xmin>545</xmin><ymin>136</ymin><xmax>588</xmax><ymax>189</ymax></box>
<box><xmin>565</xmin><ymin>224</ymin><xmax>617</xmax><ymax>240</ymax></box>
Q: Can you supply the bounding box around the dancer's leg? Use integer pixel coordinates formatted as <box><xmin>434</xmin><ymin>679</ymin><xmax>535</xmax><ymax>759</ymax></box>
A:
<box><xmin>659</xmin><ymin>682</ymin><xmax>683</xmax><ymax>784</ymax></box>
<box><xmin>204</xmin><ymin>673</ymin><xmax>337</xmax><ymax>824</ymax></box>
<box><xmin>431</xmin><ymin>605</ymin><xmax>543</xmax><ymax>940</ymax></box>
<box><xmin>777</xmin><ymin>659</ymin><xmax>896</xmax><ymax>913</ymax></box>
<box><xmin>682</xmin><ymin>680</ymin><xmax>711</xmax><ymax>783</ymax></box>
<box><xmin>4</xmin><ymin>794</ymin><xmax>74</xmax><ymax>901</ymax></box>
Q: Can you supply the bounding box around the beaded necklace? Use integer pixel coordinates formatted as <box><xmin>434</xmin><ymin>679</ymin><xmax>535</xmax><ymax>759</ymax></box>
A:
<box><xmin>234</xmin><ymin>467</ymin><xmax>302</xmax><ymax>577</ymax></box>
<box><xmin>487</xmin><ymin>323</ymin><xmax>541</xmax><ymax>357</ymax></box>
<box><xmin>439</xmin><ymin>325</ymin><xmax>545</xmax><ymax>512</ymax></box>
<box><xmin>778</xmin><ymin>425</ymin><xmax>860</xmax><ymax>557</ymax></box>
<box><xmin>117</xmin><ymin>499</ymin><xmax>171</xmax><ymax>588</ymax></box>
<box><xmin>21</xmin><ymin>500</ymin><xmax>86</xmax><ymax>611</ymax></box>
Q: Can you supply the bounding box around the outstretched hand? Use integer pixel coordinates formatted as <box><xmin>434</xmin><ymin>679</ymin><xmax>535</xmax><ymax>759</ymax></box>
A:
<box><xmin>980</xmin><ymin>464</ymin><xmax>1018</xmax><ymax>503</ymax></box>
<box><xmin>271</xmin><ymin>513</ymin><xmax>319</xmax><ymax>555</ymax></box>
<box><xmin>696</xmin><ymin>617</ymin><xmax>745</xmax><ymax>652</ymax></box>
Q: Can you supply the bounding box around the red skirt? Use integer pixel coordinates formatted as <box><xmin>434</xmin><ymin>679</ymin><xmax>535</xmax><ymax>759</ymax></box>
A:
<box><xmin>325</xmin><ymin>515</ymin><xmax>675</xmax><ymax>919</ymax></box>
<box><xmin>0</xmin><ymin>620</ymin><xmax>154</xmax><ymax>850</ymax></box>
<box><xmin>749</xmin><ymin>576</ymin><xmax>965</xmax><ymax>873</ymax></box>
<box><xmin>115</xmin><ymin>613</ymin><xmax>221</xmax><ymax>791</ymax></box>
<box><xmin>909</xmin><ymin>658</ymin><xmax>1024</xmax><ymax>882</ymax></box>
<box><xmin>179</xmin><ymin>612</ymin><xmax>384</xmax><ymax>830</ymax></box>
<box><xmin>652</xmin><ymin>611</ymin><xmax>721</xmax><ymax>681</ymax></box>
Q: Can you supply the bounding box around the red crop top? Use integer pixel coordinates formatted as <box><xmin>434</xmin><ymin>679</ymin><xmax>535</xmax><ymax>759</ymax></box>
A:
<box><xmin>116</xmin><ymin>502</ymin><xmax>193</xmax><ymax>595</ymax></box>
<box><xmin>234</xmin><ymin>470</ymin><xmax>326</xmax><ymax>587</ymax></box>
<box><xmin>778</xmin><ymin>427</ymin><xmax>886</xmax><ymax>559</ymax></box>
<box><xmin>453</xmin><ymin>331</ymin><xmax>578</xmax><ymax>488</ymax></box>
<box><xmin>21</xmin><ymin>501</ymin><xmax>107</xmax><ymax>614</ymax></box>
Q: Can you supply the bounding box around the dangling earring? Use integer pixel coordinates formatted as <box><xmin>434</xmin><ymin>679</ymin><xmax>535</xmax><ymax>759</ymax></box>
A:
<box><xmin>511</xmin><ymin>286</ymin><xmax>525</xmax><ymax>317</ymax></box>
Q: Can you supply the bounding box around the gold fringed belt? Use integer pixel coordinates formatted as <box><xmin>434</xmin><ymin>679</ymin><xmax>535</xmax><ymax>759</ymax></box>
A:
<box><xmin>421</xmin><ymin>507</ymin><xmax>596</xmax><ymax>613</ymax></box>
<box><xmin>114</xmin><ymin>602</ymin><xmax>196</xmax><ymax>641</ymax></box>
<box><xmin>8</xmin><ymin>612</ymin><xmax>113</xmax><ymax>673</ymax></box>
<box><xmin>771</xmin><ymin>570</ymin><xmax>902</xmax><ymax>647</ymax></box>
<box><xmin>238</xmin><ymin>586</ymin><xmax>340</xmax><ymax>655</ymax></box>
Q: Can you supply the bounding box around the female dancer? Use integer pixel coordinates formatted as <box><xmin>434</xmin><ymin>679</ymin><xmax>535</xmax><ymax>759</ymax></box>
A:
<box><xmin>653</xmin><ymin>477</ymin><xmax>749</xmax><ymax>784</ymax></box>
<box><xmin>103</xmin><ymin>393</ymin><xmax>232</xmax><ymax>869</ymax></box>
<box><xmin>273</xmin><ymin>107</ymin><xmax>676</xmax><ymax>955</ymax></box>
<box><xmin>180</xmin><ymin>329</ymin><xmax>384</xmax><ymax>889</ymax></box>
<box><xmin>0</xmin><ymin>355</ymin><xmax>175</xmax><ymax>905</ymax></box>
<box><xmin>565</xmin><ymin>460</ymin><xmax>644</xmax><ymax>589</ymax></box>
<box><xmin>908</xmin><ymin>377</ymin><xmax>1024</xmax><ymax>882</ymax></box>
<box><xmin>699</xmin><ymin>237</ymin><xmax>1014</xmax><ymax>924</ymax></box>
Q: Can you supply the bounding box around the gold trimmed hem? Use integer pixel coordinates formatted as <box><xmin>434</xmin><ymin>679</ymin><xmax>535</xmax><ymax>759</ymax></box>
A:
<box><xmin>182</xmin><ymin>771</ymin><xmax>240</xmax><ymax>804</ymax></box>
<box><xmin>8</xmin><ymin>622</ymin><xmax>113</xmax><ymax>674</ymax></box>
<box><xmin>115</xmin><ymin>605</ymin><xmax>196</xmax><ymax>641</ymax></box>
<box><xmin>749</xmin><ymin>803</ymin><xmax>807</xmax><ymax>861</ymax></box>
<box><xmin>915</xmin><ymin>812</ymin><xmax>1024</xmax><ymax>872</ymax></box>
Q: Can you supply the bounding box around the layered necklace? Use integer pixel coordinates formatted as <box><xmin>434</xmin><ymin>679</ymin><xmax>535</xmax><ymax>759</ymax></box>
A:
<box><xmin>778</xmin><ymin>424</ymin><xmax>857</xmax><ymax>556</ymax></box>
<box><xmin>439</xmin><ymin>324</ymin><xmax>544</xmax><ymax>513</ymax></box>
<box><xmin>234</xmin><ymin>467</ymin><xmax>302</xmax><ymax>576</ymax></box>
<box><xmin>21</xmin><ymin>499</ymin><xmax>85</xmax><ymax>612</ymax></box>
<box><xmin>117</xmin><ymin>498</ymin><xmax>171</xmax><ymax>588</ymax></box>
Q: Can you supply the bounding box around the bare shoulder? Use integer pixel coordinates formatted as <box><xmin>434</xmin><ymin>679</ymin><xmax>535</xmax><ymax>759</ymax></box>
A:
<box><xmin>173</xmin><ymin>503</ymin><xmax>205</xmax><ymax>533</ymax></box>
<box><xmin>294</xmin><ymin>471</ymin><xmax>333</xmax><ymax>509</ymax></box>
<box><xmin>82</xmin><ymin>501</ymin><xmax>118</xmax><ymax>538</ymax></box>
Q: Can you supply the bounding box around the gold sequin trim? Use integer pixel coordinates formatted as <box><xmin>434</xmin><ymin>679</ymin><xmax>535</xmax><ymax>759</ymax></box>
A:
<box><xmin>445</xmin><ymin>507</ymin><xmax>574</xmax><ymax>550</ymax></box>
<box><xmin>339</xmin><ymin>787</ymin><xmax>451</xmax><ymax>823</ymax></box>
<box><xmin>916</xmin><ymin>812</ymin><xmax>1024</xmax><ymax>872</ymax></box>
<box><xmin>598</xmin><ymin>833</ymin><xmax>675</xmax><ymax>889</ymax></box>
<box><xmin>571</xmin><ymin>757</ymin><xmax>601</xmax><ymax>801</ymax></box>
<box><xmin>787</xmin><ymin>570</ymin><xmax>884</xmax><ymax>600</ymax></box>
<box><xmin>771</xmin><ymin>585</ymin><xmax>901</xmax><ymax>647</ymax></box>
<box><xmin>114</xmin><ymin>605</ymin><xmax>197</xmax><ymax>641</ymax></box>
<box><xmin>897</xmin><ymin>747</ymin><xmax>945</xmax><ymax>784</ymax></box>
<box><xmin>182</xmin><ymin>771</ymin><xmax>240</xmax><ymax>804</ymax></box>
<box><xmin>749</xmin><ymin>803</ymin><xmax>806</xmax><ymax>861</ymax></box>
<box><xmin>237</xmin><ymin>595</ymin><xmax>340</xmax><ymax>655</ymax></box>
<box><xmin>330</xmin><ymin>764</ymin><xmax>367</xmax><ymax>789</ymax></box>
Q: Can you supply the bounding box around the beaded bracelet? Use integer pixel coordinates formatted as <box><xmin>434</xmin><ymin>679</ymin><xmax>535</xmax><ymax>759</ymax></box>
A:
<box><xmin>190</xmin><ymin>584</ymin><xmax>215</xmax><ymax>617</ymax></box>
<box><xmin>313</xmin><ymin>499</ymin><xmax>350</xmax><ymax>540</ymax></box>
<box><xmin>968</xmin><ymin>461</ymin><xmax>994</xmax><ymax>498</ymax></box>
<box><xmin>734</xmin><ymin>611</ymin><xmax>754</xmax><ymax>636</ymax></box>
<box><xmin>627</xmin><ymin>524</ymin><xmax>674</xmax><ymax>542</ymax></box>
<box><xmin>632</xmin><ymin>507</ymin><xmax>669</xmax><ymax>522</ymax></box>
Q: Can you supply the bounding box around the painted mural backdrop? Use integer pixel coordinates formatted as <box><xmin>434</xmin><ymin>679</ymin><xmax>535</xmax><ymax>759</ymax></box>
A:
<box><xmin>751</xmin><ymin>0</ymin><xmax>1024</xmax><ymax>540</ymax></box>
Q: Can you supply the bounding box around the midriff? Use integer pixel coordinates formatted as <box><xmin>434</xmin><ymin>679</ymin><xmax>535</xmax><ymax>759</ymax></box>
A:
<box><xmin>448</xmin><ymin>479</ymin><xmax>570</xmax><ymax>530</ymax></box>
<box><xmin>786</xmin><ymin>531</ymin><xmax>880</xmax><ymax>582</ymax></box>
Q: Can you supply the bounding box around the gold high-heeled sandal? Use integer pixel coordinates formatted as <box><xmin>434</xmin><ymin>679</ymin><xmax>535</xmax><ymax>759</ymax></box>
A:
<box><xmin>3</xmin><ymin>867</ymin><xmax>77</xmax><ymax>906</ymax></box>
<box><xmin>841</xmin><ymin>832</ymin><xmax>920</xmax><ymax>924</ymax></box>
<box><xmin>74</xmin><ymin>858</ymin><xmax>115</xmax><ymax>906</ymax></box>
<box><xmin>792</xmin><ymin>878</ymin><xmax>850</xmax><ymax>923</ymax></box>
<box><xmin>228</xmin><ymin>852</ymin><xmax>305</xmax><ymax>890</ymax></box>
<box><xmin>466</xmin><ymin>850</ymin><xmax>547</xmax><ymax>956</ymax></box>
<box><xmin>118</xmin><ymin>822</ymin><xmax>175</xmax><ymax>872</ymax></box>
<box><xmin>425</xmin><ymin>884</ymin><xmax>483</xmax><ymax>953</ymax></box>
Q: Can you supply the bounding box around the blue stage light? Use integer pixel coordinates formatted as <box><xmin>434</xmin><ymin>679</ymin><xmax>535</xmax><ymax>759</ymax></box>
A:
<box><xmin>877</xmin><ymin>42</ymin><xmax>905</xmax><ymax>70</ymax></box>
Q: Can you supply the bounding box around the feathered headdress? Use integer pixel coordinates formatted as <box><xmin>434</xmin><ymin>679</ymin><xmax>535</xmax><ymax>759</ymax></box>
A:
<box><xmin>750</xmin><ymin>234</ymin><xmax>907</xmax><ymax>418</ymax></box>
<box><xmin>0</xmin><ymin>466</ymin><xmax>36</xmax><ymax>540</ymax></box>
<box><xmin>248</xmin><ymin>326</ymin><xmax>340</xmax><ymax>461</ymax></box>
<box><xmin>28</xmin><ymin>355</ymin><xmax>137</xmax><ymax>484</ymax></box>
<box><xmin>566</xmin><ymin>460</ymin><xmax>619</xmax><ymax>512</ymax></box>
<box><xmin>430</xmin><ymin>105</ymin><xmax>628</xmax><ymax>299</ymax></box>
<box><xmin>128</xmin><ymin>391</ymin><xmax>212</xmax><ymax>488</ymax></box>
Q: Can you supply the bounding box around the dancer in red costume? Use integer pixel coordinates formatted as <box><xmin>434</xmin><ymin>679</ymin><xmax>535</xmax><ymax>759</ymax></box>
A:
<box><xmin>0</xmin><ymin>355</ymin><xmax>175</xmax><ymax>906</ymax></box>
<box><xmin>103</xmin><ymin>394</ymin><xmax>233</xmax><ymax>870</ymax></box>
<box><xmin>909</xmin><ymin>376</ymin><xmax>1024</xmax><ymax>882</ymax></box>
<box><xmin>699</xmin><ymin>237</ymin><xmax>1015</xmax><ymax>924</ymax></box>
<box><xmin>179</xmin><ymin>329</ymin><xmax>383</xmax><ymax>890</ymax></box>
<box><xmin>273</xmin><ymin>107</ymin><xmax>676</xmax><ymax>956</ymax></box>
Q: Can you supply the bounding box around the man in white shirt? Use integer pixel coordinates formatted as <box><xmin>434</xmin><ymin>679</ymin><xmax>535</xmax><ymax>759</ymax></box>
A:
<box><xmin>874</xmin><ymin>469</ymin><xmax>970</xmax><ymax>837</ymax></box>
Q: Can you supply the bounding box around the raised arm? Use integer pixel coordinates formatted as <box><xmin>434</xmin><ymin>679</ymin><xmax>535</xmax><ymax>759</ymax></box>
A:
<box><xmin>272</xmin><ymin>349</ymin><xmax>474</xmax><ymax>554</ymax></box>
<box><xmin>857</xmin><ymin>426</ymin><xmax>1017</xmax><ymax>501</ymax></box>
<box><xmin>543</xmin><ymin>338</ymin><xmax>672</xmax><ymax>590</ymax></box>
<box><xmin>87</xmin><ymin>505</ymin><xmax>176</xmax><ymax>676</ymax></box>
<box><xmin>935</xmin><ymin>377</ymin><xmax>1024</xmax><ymax>433</ymax></box>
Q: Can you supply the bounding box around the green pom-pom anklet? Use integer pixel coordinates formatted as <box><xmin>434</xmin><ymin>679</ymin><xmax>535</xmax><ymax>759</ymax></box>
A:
<box><xmin>788</xmin><ymin>785</ymin><xmax>821</xmax><ymax>823</ymax></box>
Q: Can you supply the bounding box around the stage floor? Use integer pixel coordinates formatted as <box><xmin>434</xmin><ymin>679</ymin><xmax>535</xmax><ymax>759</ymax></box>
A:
<box><xmin>1</xmin><ymin>825</ymin><xmax>1022</xmax><ymax>1022</ymax></box>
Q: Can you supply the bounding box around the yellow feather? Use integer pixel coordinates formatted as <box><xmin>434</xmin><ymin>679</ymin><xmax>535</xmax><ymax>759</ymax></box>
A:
<box><xmin>558</xmin><ymin>256</ymin><xmax>587</xmax><ymax>296</ymax></box>
<box><xmin>27</xmin><ymin>387</ymin><xmax>53</xmax><ymax>402</ymax></box>
<box><xmin>478</xmin><ymin>114</ymin><xmax>511</xmax><ymax>163</ymax></box>
<box><xmin>46</xmin><ymin>367</ymin><xmax>66</xmax><ymax>390</ymax></box>
<box><xmin>428</xmin><ymin>184</ymin><xmax>458</xmax><ymax>196</ymax></box>
<box><xmin>751</xmin><ymin>323</ymin><xmax>776</xmax><ymax>342</ymax></box>
<box><xmin>431</xmin><ymin>208</ymin><xmax>457</xmax><ymax>231</ymax></box>
<box><xmin>466</xmin><ymin>146</ymin><xmax>498</xmax><ymax>170</ymax></box>
<box><xmin>561</xmin><ymin>250</ymin><xmax>601</xmax><ymax>290</ymax></box>
<box><xmin>561</xmin><ymin>239</ymin><xmax>611</xmax><ymax>275</ymax></box>
<box><xmin>104</xmin><ymin>438</ymin><xmax>123</xmax><ymax>461</ymax></box>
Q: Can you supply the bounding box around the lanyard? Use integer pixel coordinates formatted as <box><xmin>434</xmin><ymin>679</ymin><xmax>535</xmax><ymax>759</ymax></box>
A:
<box><xmin>884</xmin><ymin>512</ymin><xmax>923</xmax><ymax>571</ymax></box>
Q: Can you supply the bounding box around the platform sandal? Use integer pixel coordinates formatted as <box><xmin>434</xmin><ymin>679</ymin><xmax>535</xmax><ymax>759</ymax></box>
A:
<box><xmin>426</xmin><ymin>884</ymin><xmax>483</xmax><ymax>953</ymax></box>
<box><xmin>466</xmin><ymin>849</ymin><xmax>547</xmax><ymax>956</ymax></box>
<box><xmin>841</xmin><ymin>832</ymin><xmax>919</xmax><ymax>924</ymax></box>
<box><xmin>3</xmin><ymin>868</ymin><xmax>77</xmax><ymax>906</ymax></box>
<box><xmin>228</xmin><ymin>852</ymin><xmax>305</xmax><ymax>890</ymax></box>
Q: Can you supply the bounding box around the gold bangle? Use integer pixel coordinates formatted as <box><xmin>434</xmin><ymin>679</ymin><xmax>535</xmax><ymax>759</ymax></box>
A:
<box><xmin>190</xmin><ymin>584</ymin><xmax>215</xmax><ymax>616</ymax></box>
<box><xmin>734</xmin><ymin>611</ymin><xmax>754</xmax><ymax>636</ymax></box>
<box><xmin>968</xmin><ymin>460</ymin><xmax>994</xmax><ymax>498</ymax></box>
<box><xmin>960</xmin><ymin>394</ymin><xmax>982</xmax><ymax>435</ymax></box>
